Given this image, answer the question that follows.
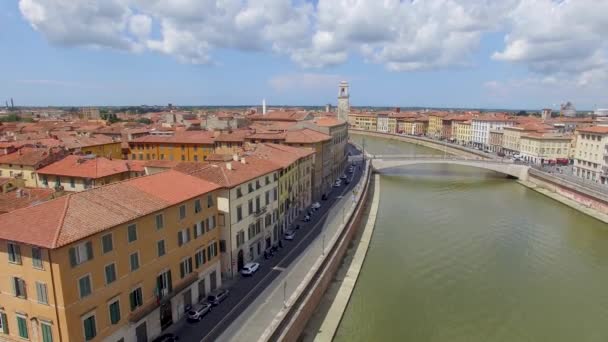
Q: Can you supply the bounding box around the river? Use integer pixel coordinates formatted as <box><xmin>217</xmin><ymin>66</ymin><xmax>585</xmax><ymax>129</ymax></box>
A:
<box><xmin>336</xmin><ymin>134</ymin><xmax>608</xmax><ymax>342</ymax></box>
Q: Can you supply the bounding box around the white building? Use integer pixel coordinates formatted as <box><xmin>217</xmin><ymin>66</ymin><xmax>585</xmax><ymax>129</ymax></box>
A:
<box><xmin>376</xmin><ymin>113</ymin><xmax>389</xmax><ymax>133</ymax></box>
<box><xmin>573</xmin><ymin>126</ymin><xmax>608</xmax><ymax>184</ymax></box>
<box><xmin>471</xmin><ymin>116</ymin><xmax>515</xmax><ymax>148</ymax></box>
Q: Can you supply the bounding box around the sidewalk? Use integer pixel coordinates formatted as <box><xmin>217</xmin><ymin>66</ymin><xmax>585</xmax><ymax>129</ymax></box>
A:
<box><xmin>216</xmin><ymin>165</ymin><xmax>366</xmax><ymax>342</ymax></box>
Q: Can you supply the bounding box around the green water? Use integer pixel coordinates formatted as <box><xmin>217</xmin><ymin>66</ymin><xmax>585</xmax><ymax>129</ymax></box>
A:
<box><xmin>337</xmin><ymin>135</ymin><xmax>608</xmax><ymax>342</ymax></box>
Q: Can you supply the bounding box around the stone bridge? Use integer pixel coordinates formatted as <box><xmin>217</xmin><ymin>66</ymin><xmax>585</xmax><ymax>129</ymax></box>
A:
<box><xmin>370</xmin><ymin>154</ymin><xmax>530</xmax><ymax>180</ymax></box>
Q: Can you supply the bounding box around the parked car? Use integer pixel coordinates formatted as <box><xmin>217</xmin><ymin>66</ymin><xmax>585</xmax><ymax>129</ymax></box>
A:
<box><xmin>497</xmin><ymin>151</ymin><xmax>505</xmax><ymax>157</ymax></box>
<box><xmin>340</xmin><ymin>174</ymin><xmax>348</xmax><ymax>180</ymax></box>
<box><xmin>284</xmin><ymin>230</ymin><xmax>296</xmax><ymax>240</ymax></box>
<box><xmin>333</xmin><ymin>180</ymin><xmax>342</xmax><ymax>187</ymax></box>
<box><xmin>344</xmin><ymin>179</ymin><xmax>350</xmax><ymax>185</ymax></box>
<box><xmin>303</xmin><ymin>215</ymin><xmax>311</xmax><ymax>222</ymax></box>
<box><xmin>152</xmin><ymin>334</ymin><xmax>179</xmax><ymax>342</ymax></box>
<box><xmin>348</xmin><ymin>167</ymin><xmax>354</xmax><ymax>173</ymax></box>
<box><xmin>207</xmin><ymin>289</ymin><xmax>229</xmax><ymax>306</ymax></box>
<box><xmin>312</xmin><ymin>202</ymin><xmax>321</xmax><ymax>209</ymax></box>
<box><xmin>321</xmin><ymin>194</ymin><xmax>328</xmax><ymax>201</ymax></box>
<box><xmin>241</xmin><ymin>262</ymin><xmax>260</xmax><ymax>276</ymax></box>
<box><xmin>187</xmin><ymin>302</ymin><xmax>212</xmax><ymax>322</ymax></box>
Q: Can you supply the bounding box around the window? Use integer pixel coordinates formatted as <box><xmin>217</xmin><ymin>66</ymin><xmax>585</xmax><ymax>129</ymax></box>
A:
<box><xmin>236</xmin><ymin>187</ymin><xmax>242</xmax><ymax>198</ymax></box>
<box><xmin>157</xmin><ymin>240</ymin><xmax>166</xmax><ymax>257</ymax></box>
<box><xmin>207</xmin><ymin>194</ymin><xmax>213</xmax><ymax>208</ymax></box>
<box><xmin>105</xmin><ymin>263</ymin><xmax>117</xmax><ymax>284</ymax></box>
<box><xmin>130</xmin><ymin>252</ymin><xmax>140</xmax><ymax>271</ymax></box>
<box><xmin>127</xmin><ymin>224</ymin><xmax>137</xmax><ymax>243</ymax></box>
<box><xmin>178</xmin><ymin>228</ymin><xmax>191</xmax><ymax>246</ymax></box>
<box><xmin>180</xmin><ymin>257</ymin><xmax>193</xmax><ymax>279</ymax></box>
<box><xmin>195</xmin><ymin>249</ymin><xmax>205</xmax><ymax>268</ymax></box>
<box><xmin>236</xmin><ymin>231</ymin><xmax>245</xmax><ymax>248</ymax></box>
<box><xmin>129</xmin><ymin>287</ymin><xmax>143</xmax><ymax>311</ymax></box>
<box><xmin>32</xmin><ymin>247</ymin><xmax>43</xmax><ymax>269</ymax></box>
<box><xmin>0</xmin><ymin>312</ymin><xmax>8</xmax><ymax>334</ymax></box>
<box><xmin>102</xmin><ymin>234</ymin><xmax>113</xmax><ymax>254</ymax></box>
<box><xmin>255</xmin><ymin>196</ymin><xmax>260</xmax><ymax>211</ymax></box>
<box><xmin>36</xmin><ymin>282</ymin><xmax>48</xmax><ymax>304</ymax></box>
<box><xmin>82</xmin><ymin>314</ymin><xmax>96</xmax><ymax>341</ymax></box>
<box><xmin>179</xmin><ymin>205</ymin><xmax>186</xmax><ymax>219</ymax></box>
<box><xmin>237</xmin><ymin>205</ymin><xmax>243</xmax><ymax>222</ymax></box>
<box><xmin>207</xmin><ymin>242</ymin><xmax>218</xmax><ymax>259</ymax></box>
<box><xmin>17</xmin><ymin>315</ymin><xmax>28</xmax><ymax>339</ymax></box>
<box><xmin>70</xmin><ymin>177</ymin><xmax>75</xmax><ymax>188</ymax></box>
<box><xmin>248</xmin><ymin>199</ymin><xmax>253</xmax><ymax>215</ymax></box>
<box><xmin>41</xmin><ymin>322</ymin><xmax>53</xmax><ymax>342</ymax></box>
<box><xmin>12</xmin><ymin>277</ymin><xmax>27</xmax><ymax>298</ymax></box>
<box><xmin>219</xmin><ymin>240</ymin><xmax>226</xmax><ymax>253</ymax></box>
<box><xmin>7</xmin><ymin>243</ymin><xmax>21</xmax><ymax>264</ymax></box>
<box><xmin>79</xmin><ymin>275</ymin><xmax>92</xmax><ymax>298</ymax></box>
<box><xmin>157</xmin><ymin>270</ymin><xmax>172</xmax><ymax>298</ymax></box>
<box><xmin>265</xmin><ymin>191</ymin><xmax>270</xmax><ymax>205</ymax></box>
<box><xmin>273</xmin><ymin>187</ymin><xmax>278</xmax><ymax>201</ymax></box>
<box><xmin>155</xmin><ymin>214</ymin><xmax>164</xmax><ymax>229</ymax></box>
<box><xmin>194</xmin><ymin>199</ymin><xmax>202</xmax><ymax>213</ymax></box>
<box><xmin>194</xmin><ymin>221</ymin><xmax>204</xmax><ymax>238</ymax></box>
<box><xmin>256</xmin><ymin>180</ymin><xmax>261</xmax><ymax>189</ymax></box>
<box><xmin>109</xmin><ymin>300</ymin><xmax>121</xmax><ymax>325</ymax></box>
<box><xmin>209</xmin><ymin>216</ymin><xmax>216</xmax><ymax>230</ymax></box>
<box><xmin>248</xmin><ymin>183</ymin><xmax>254</xmax><ymax>193</ymax></box>
<box><xmin>265</xmin><ymin>176</ymin><xmax>270</xmax><ymax>185</ymax></box>
<box><xmin>69</xmin><ymin>241</ymin><xmax>93</xmax><ymax>267</ymax></box>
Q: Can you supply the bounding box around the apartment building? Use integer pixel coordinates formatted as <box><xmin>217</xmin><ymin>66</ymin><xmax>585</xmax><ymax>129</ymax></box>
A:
<box><xmin>519</xmin><ymin>133</ymin><xmax>572</xmax><ymax>164</ymax></box>
<box><xmin>174</xmin><ymin>157</ymin><xmax>281</xmax><ymax>278</ymax></box>
<box><xmin>129</xmin><ymin>132</ymin><xmax>215</xmax><ymax>162</ymax></box>
<box><xmin>58</xmin><ymin>135</ymin><xmax>123</xmax><ymax>160</ymax></box>
<box><xmin>37</xmin><ymin>155</ymin><xmax>145</xmax><ymax>191</ymax></box>
<box><xmin>400</xmin><ymin>117</ymin><xmax>428</xmax><ymax>136</ymax></box>
<box><xmin>453</xmin><ymin>121</ymin><xmax>472</xmax><ymax>145</ymax></box>
<box><xmin>306</xmin><ymin>117</ymin><xmax>348</xmax><ymax>181</ymax></box>
<box><xmin>488</xmin><ymin>130</ymin><xmax>504</xmax><ymax>152</ymax></box>
<box><xmin>348</xmin><ymin>113</ymin><xmax>377</xmax><ymax>131</ymax></box>
<box><xmin>573</xmin><ymin>126</ymin><xmax>608</xmax><ymax>183</ymax></box>
<box><xmin>376</xmin><ymin>113</ymin><xmax>390</xmax><ymax>133</ymax></box>
<box><xmin>427</xmin><ymin>112</ymin><xmax>448</xmax><ymax>138</ymax></box>
<box><xmin>0</xmin><ymin>147</ymin><xmax>66</xmax><ymax>187</ymax></box>
<box><xmin>471</xmin><ymin>116</ymin><xmax>515</xmax><ymax>148</ymax></box>
<box><xmin>501</xmin><ymin>124</ymin><xmax>555</xmax><ymax>156</ymax></box>
<box><xmin>0</xmin><ymin>170</ymin><xmax>223</xmax><ymax>342</ymax></box>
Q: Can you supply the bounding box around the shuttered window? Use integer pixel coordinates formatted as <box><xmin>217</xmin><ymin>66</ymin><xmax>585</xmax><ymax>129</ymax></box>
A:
<box><xmin>36</xmin><ymin>282</ymin><xmax>49</xmax><ymax>304</ymax></box>
<box><xmin>32</xmin><ymin>247</ymin><xmax>43</xmax><ymax>269</ymax></box>
<box><xmin>109</xmin><ymin>300</ymin><xmax>121</xmax><ymax>325</ymax></box>
<box><xmin>41</xmin><ymin>322</ymin><xmax>53</xmax><ymax>342</ymax></box>
<box><xmin>69</xmin><ymin>241</ymin><xmax>93</xmax><ymax>267</ymax></box>
<box><xmin>79</xmin><ymin>275</ymin><xmax>92</xmax><ymax>298</ymax></box>
<box><xmin>17</xmin><ymin>316</ymin><xmax>28</xmax><ymax>339</ymax></box>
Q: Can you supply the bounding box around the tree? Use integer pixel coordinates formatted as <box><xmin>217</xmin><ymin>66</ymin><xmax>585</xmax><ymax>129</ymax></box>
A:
<box><xmin>136</xmin><ymin>118</ymin><xmax>152</xmax><ymax>125</ymax></box>
<box><xmin>516</xmin><ymin>110</ymin><xmax>528</xmax><ymax>116</ymax></box>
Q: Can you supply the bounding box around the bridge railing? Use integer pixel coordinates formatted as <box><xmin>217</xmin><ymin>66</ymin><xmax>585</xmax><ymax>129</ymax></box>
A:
<box><xmin>370</xmin><ymin>154</ymin><xmax>517</xmax><ymax>164</ymax></box>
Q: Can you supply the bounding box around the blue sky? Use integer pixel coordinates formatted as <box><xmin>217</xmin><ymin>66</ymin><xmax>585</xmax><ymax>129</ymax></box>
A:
<box><xmin>2</xmin><ymin>0</ymin><xmax>607</xmax><ymax>110</ymax></box>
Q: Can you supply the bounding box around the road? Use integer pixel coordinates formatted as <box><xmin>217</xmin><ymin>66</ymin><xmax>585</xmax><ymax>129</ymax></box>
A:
<box><xmin>164</xmin><ymin>144</ymin><xmax>363</xmax><ymax>342</ymax></box>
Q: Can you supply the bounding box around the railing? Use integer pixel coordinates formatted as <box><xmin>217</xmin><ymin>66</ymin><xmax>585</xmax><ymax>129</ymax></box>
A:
<box><xmin>254</xmin><ymin>206</ymin><xmax>267</xmax><ymax>217</ymax></box>
<box><xmin>529</xmin><ymin>165</ymin><xmax>608</xmax><ymax>196</ymax></box>
<box><xmin>370</xmin><ymin>154</ymin><xmax>517</xmax><ymax>164</ymax></box>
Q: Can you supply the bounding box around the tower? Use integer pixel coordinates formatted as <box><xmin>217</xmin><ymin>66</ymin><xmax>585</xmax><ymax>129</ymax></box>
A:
<box><xmin>337</xmin><ymin>81</ymin><xmax>349</xmax><ymax>122</ymax></box>
<box><xmin>262</xmin><ymin>99</ymin><xmax>267</xmax><ymax>115</ymax></box>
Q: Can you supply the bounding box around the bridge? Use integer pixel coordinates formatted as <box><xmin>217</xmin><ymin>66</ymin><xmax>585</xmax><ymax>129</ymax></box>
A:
<box><xmin>370</xmin><ymin>154</ymin><xmax>530</xmax><ymax>180</ymax></box>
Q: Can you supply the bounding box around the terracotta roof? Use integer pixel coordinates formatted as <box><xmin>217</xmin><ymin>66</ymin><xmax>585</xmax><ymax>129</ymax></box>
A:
<box><xmin>132</xmin><ymin>131</ymin><xmax>215</xmax><ymax>144</ymax></box>
<box><xmin>174</xmin><ymin>156</ymin><xmax>281</xmax><ymax>188</ymax></box>
<box><xmin>59</xmin><ymin>135</ymin><xmax>118</xmax><ymax>149</ymax></box>
<box><xmin>0</xmin><ymin>170</ymin><xmax>221</xmax><ymax>248</ymax></box>
<box><xmin>313</xmin><ymin>117</ymin><xmax>346</xmax><ymax>127</ymax></box>
<box><xmin>0</xmin><ymin>147</ymin><xmax>60</xmax><ymax>167</ymax></box>
<box><xmin>0</xmin><ymin>188</ymin><xmax>56</xmax><ymax>214</ymax></box>
<box><xmin>285</xmin><ymin>129</ymin><xmax>331</xmax><ymax>144</ymax></box>
<box><xmin>249</xmin><ymin>143</ymin><xmax>314</xmax><ymax>167</ymax></box>
<box><xmin>249</xmin><ymin>111</ymin><xmax>311</xmax><ymax>122</ymax></box>
<box><xmin>245</xmin><ymin>132</ymin><xmax>287</xmax><ymax>141</ymax></box>
<box><xmin>577</xmin><ymin>126</ymin><xmax>608</xmax><ymax>134</ymax></box>
<box><xmin>37</xmin><ymin>155</ymin><xmax>135</xmax><ymax>179</ymax></box>
<box><xmin>143</xmin><ymin>160</ymin><xmax>181</xmax><ymax>168</ymax></box>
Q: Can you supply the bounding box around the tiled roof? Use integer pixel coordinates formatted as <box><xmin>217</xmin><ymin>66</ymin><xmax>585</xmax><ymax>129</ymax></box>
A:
<box><xmin>577</xmin><ymin>126</ymin><xmax>608</xmax><ymax>134</ymax></box>
<box><xmin>37</xmin><ymin>155</ymin><xmax>134</xmax><ymax>179</ymax></box>
<box><xmin>249</xmin><ymin>111</ymin><xmax>311</xmax><ymax>122</ymax></box>
<box><xmin>313</xmin><ymin>117</ymin><xmax>346</xmax><ymax>127</ymax></box>
<box><xmin>0</xmin><ymin>188</ymin><xmax>56</xmax><ymax>214</ymax></box>
<box><xmin>249</xmin><ymin>143</ymin><xmax>314</xmax><ymax>167</ymax></box>
<box><xmin>0</xmin><ymin>170</ymin><xmax>221</xmax><ymax>248</ymax></box>
<box><xmin>285</xmin><ymin>129</ymin><xmax>331</xmax><ymax>144</ymax></box>
<box><xmin>132</xmin><ymin>131</ymin><xmax>215</xmax><ymax>144</ymax></box>
<box><xmin>0</xmin><ymin>147</ymin><xmax>60</xmax><ymax>166</ymax></box>
<box><xmin>59</xmin><ymin>135</ymin><xmax>118</xmax><ymax>149</ymax></box>
<box><xmin>245</xmin><ymin>132</ymin><xmax>287</xmax><ymax>140</ymax></box>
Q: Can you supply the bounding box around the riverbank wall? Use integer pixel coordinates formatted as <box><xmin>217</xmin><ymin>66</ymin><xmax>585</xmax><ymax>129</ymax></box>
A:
<box><xmin>352</xmin><ymin>129</ymin><xmax>608</xmax><ymax>223</ymax></box>
<box><xmin>259</xmin><ymin>157</ymin><xmax>373</xmax><ymax>342</ymax></box>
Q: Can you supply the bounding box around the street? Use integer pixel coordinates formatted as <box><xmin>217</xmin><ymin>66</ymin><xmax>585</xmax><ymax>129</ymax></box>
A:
<box><xmin>164</xmin><ymin>144</ymin><xmax>364</xmax><ymax>342</ymax></box>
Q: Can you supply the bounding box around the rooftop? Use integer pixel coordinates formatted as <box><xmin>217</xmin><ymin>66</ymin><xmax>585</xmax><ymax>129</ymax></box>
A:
<box><xmin>37</xmin><ymin>155</ymin><xmax>141</xmax><ymax>179</ymax></box>
<box><xmin>132</xmin><ymin>131</ymin><xmax>215</xmax><ymax>144</ymax></box>
<box><xmin>285</xmin><ymin>128</ymin><xmax>331</xmax><ymax>144</ymax></box>
<box><xmin>0</xmin><ymin>188</ymin><xmax>56</xmax><ymax>214</ymax></box>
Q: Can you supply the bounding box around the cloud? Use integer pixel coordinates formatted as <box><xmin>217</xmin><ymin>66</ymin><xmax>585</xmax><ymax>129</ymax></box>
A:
<box><xmin>269</xmin><ymin>73</ymin><xmax>343</xmax><ymax>92</ymax></box>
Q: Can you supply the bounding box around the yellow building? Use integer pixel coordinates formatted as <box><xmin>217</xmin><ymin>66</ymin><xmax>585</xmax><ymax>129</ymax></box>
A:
<box><xmin>130</xmin><ymin>132</ymin><xmax>215</xmax><ymax>162</ymax></box>
<box><xmin>427</xmin><ymin>112</ymin><xmax>448</xmax><ymax>138</ymax></box>
<box><xmin>0</xmin><ymin>170</ymin><xmax>223</xmax><ymax>341</ymax></box>
<box><xmin>59</xmin><ymin>135</ymin><xmax>123</xmax><ymax>160</ymax></box>
<box><xmin>0</xmin><ymin>147</ymin><xmax>66</xmax><ymax>187</ymax></box>
<box><xmin>348</xmin><ymin>113</ymin><xmax>377</xmax><ymax>131</ymax></box>
<box><xmin>519</xmin><ymin>133</ymin><xmax>572</xmax><ymax>164</ymax></box>
<box><xmin>453</xmin><ymin>121</ymin><xmax>472</xmax><ymax>145</ymax></box>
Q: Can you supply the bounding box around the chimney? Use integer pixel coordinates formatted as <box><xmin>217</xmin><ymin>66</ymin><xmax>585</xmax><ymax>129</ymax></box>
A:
<box><xmin>232</xmin><ymin>154</ymin><xmax>239</xmax><ymax>161</ymax></box>
<box><xmin>226</xmin><ymin>162</ymin><xmax>232</xmax><ymax>170</ymax></box>
<box><xmin>241</xmin><ymin>158</ymin><xmax>246</xmax><ymax>164</ymax></box>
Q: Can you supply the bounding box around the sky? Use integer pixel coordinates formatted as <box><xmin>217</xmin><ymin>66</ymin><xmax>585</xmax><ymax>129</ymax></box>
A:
<box><xmin>1</xmin><ymin>0</ymin><xmax>607</xmax><ymax>110</ymax></box>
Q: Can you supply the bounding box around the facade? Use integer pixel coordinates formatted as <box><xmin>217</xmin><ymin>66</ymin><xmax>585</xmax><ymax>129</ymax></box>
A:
<box><xmin>471</xmin><ymin>117</ymin><xmax>515</xmax><ymax>148</ymax></box>
<box><xmin>519</xmin><ymin>134</ymin><xmax>572</xmax><ymax>164</ymax></box>
<box><xmin>0</xmin><ymin>147</ymin><xmax>66</xmax><ymax>187</ymax></box>
<box><xmin>376</xmin><ymin>113</ymin><xmax>389</xmax><ymax>133</ymax></box>
<box><xmin>306</xmin><ymin>117</ymin><xmax>348</xmax><ymax>182</ymax></box>
<box><xmin>0</xmin><ymin>170</ymin><xmax>223</xmax><ymax>342</ymax></box>
<box><xmin>573</xmin><ymin>126</ymin><xmax>608</xmax><ymax>183</ymax></box>
<box><xmin>37</xmin><ymin>155</ymin><xmax>145</xmax><ymax>192</ymax></box>
<box><xmin>174</xmin><ymin>158</ymin><xmax>281</xmax><ymax>278</ymax></box>
<box><xmin>427</xmin><ymin>113</ymin><xmax>447</xmax><ymax>138</ymax></box>
<box><xmin>488</xmin><ymin>130</ymin><xmax>504</xmax><ymax>152</ymax></box>
<box><xmin>453</xmin><ymin>121</ymin><xmax>472</xmax><ymax>145</ymax></box>
<box><xmin>348</xmin><ymin>113</ymin><xmax>377</xmax><ymax>131</ymax></box>
<box><xmin>337</xmin><ymin>81</ymin><xmax>350</xmax><ymax>122</ymax></box>
<box><xmin>400</xmin><ymin>118</ymin><xmax>428</xmax><ymax>136</ymax></box>
<box><xmin>59</xmin><ymin>135</ymin><xmax>122</xmax><ymax>159</ymax></box>
<box><xmin>129</xmin><ymin>132</ymin><xmax>215</xmax><ymax>162</ymax></box>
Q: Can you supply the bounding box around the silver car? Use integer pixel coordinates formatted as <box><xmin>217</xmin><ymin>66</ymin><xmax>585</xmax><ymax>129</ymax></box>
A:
<box><xmin>187</xmin><ymin>302</ymin><xmax>212</xmax><ymax>321</ymax></box>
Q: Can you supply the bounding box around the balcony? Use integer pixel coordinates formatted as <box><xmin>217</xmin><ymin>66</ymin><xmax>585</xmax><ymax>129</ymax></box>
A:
<box><xmin>254</xmin><ymin>206</ymin><xmax>267</xmax><ymax>218</ymax></box>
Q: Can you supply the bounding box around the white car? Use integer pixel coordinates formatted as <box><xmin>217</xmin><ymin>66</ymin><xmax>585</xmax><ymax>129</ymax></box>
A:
<box><xmin>241</xmin><ymin>262</ymin><xmax>260</xmax><ymax>276</ymax></box>
<box><xmin>333</xmin><ymin>180</ymin><xmax>342</xmax><ymax>187</ymax></box>
<box><xmin>311</xmin><ymin>202</ymin><xmax>321</xmax><ymax>209</ymax></box>
<box><xmin>187</xmin><ymin>302</ymin><xmax>212</xmax><ymax>321</ymax></box>
<box><xmin>340</xmin><ymin>174</ymin><xmax>348</xmax><ymax>180</ymax></box>
<box><xmin>284</xmin><ymin>230</ymin><xmax>296</xmax><ymax>240</ymax></box>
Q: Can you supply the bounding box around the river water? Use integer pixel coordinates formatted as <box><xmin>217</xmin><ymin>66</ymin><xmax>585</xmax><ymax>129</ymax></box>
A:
<box><xmin>337</xmin><ymin>135</ymin><xmax>608</xmax><ymax>342</ymax></box>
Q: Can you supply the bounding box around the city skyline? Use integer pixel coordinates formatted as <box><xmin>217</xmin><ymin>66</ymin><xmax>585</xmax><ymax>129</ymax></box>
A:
<box><xmin>2</xmin><ymin>0</ymin><xmax>608</xmax><ymax>109</ymax></box>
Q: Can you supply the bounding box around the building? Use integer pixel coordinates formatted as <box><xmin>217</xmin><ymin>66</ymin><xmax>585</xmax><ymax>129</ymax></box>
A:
<box><xmin>501</xmin><ymin>123</ymin><xmax>555</xmax><ymax>156</ymax></box>
<box><xmin>453</xmin><ymin>121</ymin><xmax>472</xmax><ymax>145</ymax></box>
<box><xmin>0</xmin><ymin>170</ymin><xmax>223</xmax><ymax>341</ymax></box>
<box><xmin>174</xmin><ymin>157</ymin><xmax>281</xmax><ymax>278</ymax></box>
<box><xmin>348</xmin><ymin>112</ymin><xmax>377</xmax><ymax>131</ymax></box>
<box><xmin>305</xmin><ymin>117</ymin><xmax>348</xmax><ymax>181</ymax></box>
<box><xmin>471</xmin><ymin>116</ymin><xmax>515</xmax><ymax>148</ymax></box>
<box><xmin>400</xmin><ymin>117</ymin><xmax>428</xmax><ymax>136</ymax></box>
<box><xmin>541</xmin><ymin>108</ymin><xmax>552</xmax><ymax>120</ymax></box>
<box><xmin>519</xmin><ymin>133</ymin><xmax>572</xmax><ymax>164</ymax></box>
<box><xmin>0</xmin><ymin>147</ymin><xmax>66</xmax><ymax>187</ymax></box>
<box><xmin>573</xmin><ymin>126</ymin><xmax>608</xmax><ymax>183</ymax></box>
<box><xmin>129</xmin><ymin>131</ymin><xmax>215</xmax><ymax>162</ymax></box>
<box><xmin>427</xmin><ymin>112</ymin><xmax>448</xmax><ymax>138</ymax></box>
<box><xmin>58</xmin><ymin>135</ymin><xmax>122</xmax><ymax>159</ymax></box>
<box><xmin>488</xmin><ymin>130</ymin><xmax>504</xmax><ymax>153</ymax></box>
<box><xmin>37</xmin><ymin>155</ymin><xmax>145</xmax><ymax>192</ymax></box>
<box><xmin>337</xmin><ymin>81</ymin><xmax>350</xmax><ymax>122</ymax></box>
<box><xmin>376</xmin><ymin>113</ymin><xmax>389</xmax><ymax>133</ymax></box>
<box><xmin>80</xmin><ymin>107</ymin><xmax>101</xmax><ymax>120</ymax></box>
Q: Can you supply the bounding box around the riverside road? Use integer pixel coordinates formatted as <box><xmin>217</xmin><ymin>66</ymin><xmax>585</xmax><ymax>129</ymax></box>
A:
<box><xmin>164</xmin><ymin>144</ymin><xmax>363</xmax><ymax>342</ymax></box>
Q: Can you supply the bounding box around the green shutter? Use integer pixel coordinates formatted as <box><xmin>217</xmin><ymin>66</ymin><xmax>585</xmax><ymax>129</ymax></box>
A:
<box><xmin>110</xmin><ymin>301</ymin><xmax>120</xmax><ymax>324</ymax></box>
<box><xmin>1</xmin><ymin>313</ymin><xmax>8</xmax><ymax>334</ymax></box>
<box><xmin>69</xmin><ymin>248</ymin><xmax>77</xmax><ymax>267</ymax></box>
<box><xmin>17</xmin><ymin>316</ymin><xmax>28</xmax><ymax>339</ymax></box>
<box><xmin>41</xmin><ymin>323</ymin><xmax>53</xmax><ymax>342</ymax></box>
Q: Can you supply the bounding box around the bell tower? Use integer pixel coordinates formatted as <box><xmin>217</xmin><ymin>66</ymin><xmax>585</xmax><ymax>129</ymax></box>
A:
<box><xmin>337</xmin><ymin>81</ymin><xmax>350</xmax><ymax>122</ymax></box>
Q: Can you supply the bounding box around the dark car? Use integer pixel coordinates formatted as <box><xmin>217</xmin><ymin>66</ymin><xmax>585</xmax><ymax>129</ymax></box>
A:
<box><xmin>152</xmin><ymin>333</ymin><xmax>179</xmax><ymax>342</ymax></box>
